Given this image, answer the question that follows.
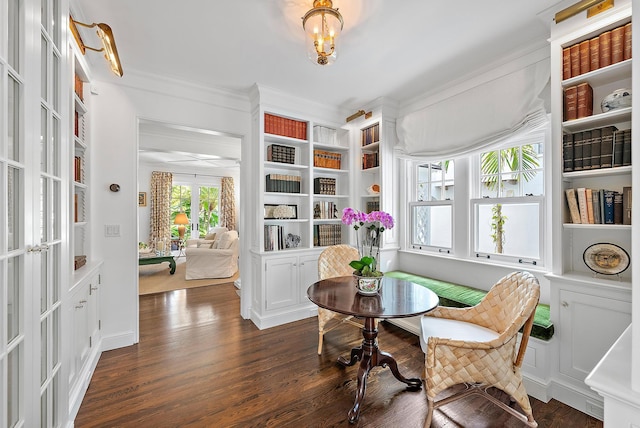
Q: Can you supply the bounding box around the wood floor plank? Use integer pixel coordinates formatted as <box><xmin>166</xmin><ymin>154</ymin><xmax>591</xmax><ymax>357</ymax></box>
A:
<box><xmin>75</xmin><ymin>284</ymin><xmax>603</xmax><ymax>428</ymax></box>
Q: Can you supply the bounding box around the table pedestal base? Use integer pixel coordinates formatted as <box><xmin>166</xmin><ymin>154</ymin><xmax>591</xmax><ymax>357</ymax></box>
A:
<box><xmin>338</xmin><ymin>317</ymin><xmax>422</xmax><ymax>423</ymax></box>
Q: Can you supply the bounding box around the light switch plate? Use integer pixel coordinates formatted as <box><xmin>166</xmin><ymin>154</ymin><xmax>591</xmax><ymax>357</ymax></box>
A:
<box><xmin>104</xmin><ymin>224</ymin><xmax>120</xmax><ymax>237</ymax></box>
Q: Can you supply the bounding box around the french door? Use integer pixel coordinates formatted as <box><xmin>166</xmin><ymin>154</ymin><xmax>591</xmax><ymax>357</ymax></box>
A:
<box><xmin>171</xmin><ymin>180</ymin><xmax>220</xmax><ymax>239</ymax></box>
<box><xmin>2</xmin><ymin>0</ymin><xmax>66</xmax><ymax>426</ymax></box>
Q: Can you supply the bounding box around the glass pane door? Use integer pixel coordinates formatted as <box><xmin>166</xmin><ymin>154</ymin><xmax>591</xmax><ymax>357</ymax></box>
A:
<box><xmin>170</xmin><ymin>185</ymin><xmax>192</xmax><ymax>240</ymax></box>
<box><xmin>171</xmin><ymin>183</ymin><xmax>220</xmax><ymax>240</ymax></box>
<box><xmin>3</xmin><ymin>1</ymin><xmax>27</xmax><ymax>425</ymax></box>
<box><xmin>39</xmin><ymin>1</ymin><xmax>63</xmax><ymax>426</ymax></box>
<box><xmin>195</xmin><ymin>186</ymin><xmax>220</xmax><ymax>238</ymax></box>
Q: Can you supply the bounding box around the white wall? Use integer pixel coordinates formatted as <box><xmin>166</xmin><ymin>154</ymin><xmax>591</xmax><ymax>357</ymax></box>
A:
<box><xmin>89</xmin><ymin>71</ymin><xmax>250</xmax><ymax>349</ymax></box>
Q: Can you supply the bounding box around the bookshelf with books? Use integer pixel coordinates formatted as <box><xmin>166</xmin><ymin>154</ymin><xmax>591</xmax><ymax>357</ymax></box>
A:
<box><xmin>71</xmin><ymin>51</ymin><xmax>91</xmax><ymax>272</ymax></box>
<box><xmin>263</xmin><ymin>127</ymin><xmax>309</xmax><ymax>252</ymax></box>
<box><xmin>312</xmin><ymin>130</ymin><xmax>350</xmax><ymax>248</ymax></box>
<box><xmin>249</xmin><ymin>91</ymin><xmax>355</xmax><ymax>328</ymax></box>
<box><xmin>68</xmin><ymin>28</ymin><xmax>105</xmax><ymax>419</ymax></box>
<box><xmin>549</xmin><ymin>3</ymin><xmax>633</xmax><ymax>416</ymax></box>
<box><xmin>555</xmin><ymin>10</ymin><xmax>633</xmax><ymax>282</ymax></box>
<box><xmin>347</xmin><ymin>105</ymin><xmax>398</xmax><ymax>262</ymax></box>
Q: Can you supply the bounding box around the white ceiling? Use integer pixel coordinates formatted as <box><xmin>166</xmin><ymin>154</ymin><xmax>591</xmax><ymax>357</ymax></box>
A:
<box><xmin>72</xmin><ymin>0</ymin><xmax>565</xmax><ymax>170</ymax></box>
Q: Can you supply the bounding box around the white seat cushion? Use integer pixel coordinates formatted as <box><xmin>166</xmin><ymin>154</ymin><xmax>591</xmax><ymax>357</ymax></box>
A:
<box><xmin>420</xmin><ymin>316</ymin><xmax>500</xmax><ymax>353</ymax></box>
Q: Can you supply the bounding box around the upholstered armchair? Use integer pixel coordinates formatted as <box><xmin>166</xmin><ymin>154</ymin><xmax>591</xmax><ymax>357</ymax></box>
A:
<box><xmin>185</xmin><ymin>230</ymin><xmax>239</xmax><ymax>280</ymax></box>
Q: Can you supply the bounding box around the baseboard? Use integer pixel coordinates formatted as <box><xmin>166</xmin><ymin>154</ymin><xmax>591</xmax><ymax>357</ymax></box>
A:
<box><xmin>100</xmin><ymin>331</ymin><xmax>137</xmax><ymax>352</ymax></box>
<box><xmin>250</xmin><ymin>305</ymin><xmax>317</xmax><ymax>330</ymax></box>
<box><xmin>388</xmin><ymin>317</ymin><xmax>420</xmax><ymax>335</ymax></box>
<box><xmin>523</xmin><ymin>375</ymin><xmax>553</xmax><ymax>403</ymax></box>
<box><xmin>68</xmin><ymin>344</ymin><xmax>101</xmax><ymax>423</ymax></box>
<box><xmin>550</xmin><ymin>379</ymin><xmax>605</xmax><ymax>420</ymax></box>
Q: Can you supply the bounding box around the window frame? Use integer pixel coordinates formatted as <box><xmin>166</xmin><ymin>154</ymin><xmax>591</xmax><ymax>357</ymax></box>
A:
<box><xmin>470</xmin><ymin>195</ymin><xmax>545</xmax><ymax>266</ymax></box>
<box><xmin>408</xmin><ymin>160</ymin><xmax>455</xmax><ymax>254</ymax></box>
<box><xmin>409</xmin><ymin>200</ymin><xmax>454</xmax><ymax>253</ymax></box>
<box><xmin>403</xmin><ymin>124</ymin><xmax>548</xmax><ymax>269</ymax></box>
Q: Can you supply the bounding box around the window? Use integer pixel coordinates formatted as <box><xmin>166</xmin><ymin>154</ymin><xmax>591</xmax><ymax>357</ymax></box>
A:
<box><xmin>410</xmin><ymin>161</ymin><xmax>454</xmax><ymax>252</ymax></box>
<box><xmin>472</xmin><ymin>140</ymin><xmax>544</xmax><ymax>264</ymax></box>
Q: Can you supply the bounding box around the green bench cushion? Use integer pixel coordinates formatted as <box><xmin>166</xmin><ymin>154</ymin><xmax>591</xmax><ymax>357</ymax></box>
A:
<box><xmin>385</xmin><ymin>271</ymin><xmax>554</xmax><ymax>341</ymax></box>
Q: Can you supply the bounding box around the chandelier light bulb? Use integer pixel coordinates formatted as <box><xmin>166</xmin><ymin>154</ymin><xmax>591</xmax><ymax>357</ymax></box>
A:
<box><xmin>302</xmin><ymin>0</ymin><xmax>344</xmax><ymax>66</ymax></box>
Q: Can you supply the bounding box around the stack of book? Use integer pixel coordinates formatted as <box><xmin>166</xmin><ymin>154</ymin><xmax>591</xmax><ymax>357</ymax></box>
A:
<box><xmin>74</xmin><ymin>156</ymin><xmax>83</xmax><ymax>182</ymax></box>
<box><xmin>74</xmin><ymin>255</ymin><xmax>87</xmax><ymax>270</ymax></box>
<box><xmin>313</xmin><ymin>224</ymin><xmax>342</xmax><ymax>247</ymax></box>
<box><xmin>264</xmin><ymin>113</ymin><xmax>307</xmax><ymax>140</ymax></box>
<box><xmin>265</xmin><ymin>174</ymin><xmax>301</xmax><ymax>193</ymax></box>
<box><xmin>267</xmin><ymin>144</ymin><xmax>295</xmax><ymax>164</ymax></box>
<box><xmin>362</xmin><ymin>152</ymin><xmax>379</xmax><ymax>169</ymax></box>
<box><xmin>563</xmin><ymin>82</ymin><xmax>592</xmax><ymax>121</ymax></box>
<box><xmin>563</xmin><ymin>22</ymin><xmax>631</xmax><ymax>80</ymax></box>
<box><xmin>314</xmin><ymin>201</ymin><xmax>337</xmax><ymax>219</ymax></box>
<box><xmin>264</xmin><ymin>225</ymin><xmax>285</xmax><ymax>251</ymax></box>
<box><xmin>565</xmin><ymin>187</ymin><xmax>631</xmax><ymax>225</ymax></box>
<box><xmin>313</xmin><ymin>126</ymin><xmax>337</xmax><ymax>145</ymax></box>
<box><xmin>563</xmin><ymin>127</ymin><xmax>631</xmax><ymax>172</ymax></box>
<box><xmin>74</xmin><ymin>73</ymin><xmax>84</xmax><ymax>100</ymax></box>
<box><xmin>366</xmin><ymin>200</ymin><xmax>380</xmax><ymax>213</ymax></box>
<box><xmin>614</xmin><ymin>129</ymin><xmax>632</xmax><ymax>167</ymax></box>
<box><xmin>313</xmin><ymin>150</ymin><xmax>342</xmax><ymax>169</ymax></box>
<box><xmin>313</xmin><ymin>177</ymin><xmax>336</xmax><ymax>195</ymax></box>
<box><xmin>361</xmin><ymin>123</ymin><xmax>380</xmax><ymax>146</ymax></box>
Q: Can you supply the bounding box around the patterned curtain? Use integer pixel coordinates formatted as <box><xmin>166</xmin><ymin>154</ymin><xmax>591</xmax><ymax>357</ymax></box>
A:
<box><xmin>220</xmin><ymin>177</ymin><xmax>237</xmax><ymax>231</ymax></box>
<box><xmin>149</xmin><ymin>171</ymin><xmax>173</xmax><ymax>244</ymax></box>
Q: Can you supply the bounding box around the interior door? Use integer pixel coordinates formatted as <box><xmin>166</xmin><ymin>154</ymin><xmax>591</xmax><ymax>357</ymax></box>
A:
<box><xmin>37</xmin><ymin>1</ymin><xmax>65</xmax><ymax>425</ymax></box>
<box><xmin>2</xmin><ymin>0</ymin><xmax>64</xmax><ymax>426</ymax></box>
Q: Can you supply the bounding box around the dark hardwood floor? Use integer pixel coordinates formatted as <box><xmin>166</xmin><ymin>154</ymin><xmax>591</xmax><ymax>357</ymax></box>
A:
<box><xmin>75</xmin><ymin>284</ymin><xmax>603</xmax><ymax>428</ymax></box>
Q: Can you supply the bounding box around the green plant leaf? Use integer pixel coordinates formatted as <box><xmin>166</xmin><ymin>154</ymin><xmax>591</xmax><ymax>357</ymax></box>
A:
<box><xmin>349</xmin><ymin>260</ymin><xmax>366</xmax><ymax>271</ymax></box>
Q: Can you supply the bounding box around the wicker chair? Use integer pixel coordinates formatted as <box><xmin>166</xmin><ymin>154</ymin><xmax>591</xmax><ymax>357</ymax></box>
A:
<box><xmin>316</xmin><ymin>245</ymin><xmax>364</xmax><ymax>355</ymax></box>
<box><xmin>420</xmin><ymin>271</ymin><xmax>540</xmax><ymax>427</ymax></box>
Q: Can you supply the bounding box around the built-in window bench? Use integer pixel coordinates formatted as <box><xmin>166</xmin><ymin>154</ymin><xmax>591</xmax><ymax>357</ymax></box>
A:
<box><xmin>383</xmin><ymin>270</ymin><xmax>554</xmax><ymax>401</ymax></box>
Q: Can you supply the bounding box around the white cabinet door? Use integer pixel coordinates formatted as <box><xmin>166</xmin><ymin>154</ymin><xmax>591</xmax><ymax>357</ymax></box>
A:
<box><xmin>298</xmin><ymin>255</ymin><xmax>319</xmax><ymax>304</ymax></box>
<box><xmin>70</xmin><ymin>283</ymin><xmax>90</xmax><ymax>386</ymax></box>
<box><xmin>265</xmin><ymin>257</ymin><xmax>298</xmax><ymax>310</ymax></box>
<box><xmin>87</xmin><ymin>272</ymin><xmax>101</xmax><ymax>350</ymax></box>
<box><xmin>558</xmin><ymin>289</ymin><xmax>631</xmax><ymax>382</ymax></box>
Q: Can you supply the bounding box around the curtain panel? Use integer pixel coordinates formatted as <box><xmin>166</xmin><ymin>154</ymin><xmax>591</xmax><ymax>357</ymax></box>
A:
<box><xmin>396</xmin><ymin>58</ymin><xmax>550</xmax><ymax>158</ymax></box>
<box><xmin>149</xmin><ymin>171</ymin><xmax>173</xmax><ymax>244</ymax></box>
<box><xmin>221</xmin><ymin>177</ymin><xmax>237</xmax><ymax>231</ymax></box>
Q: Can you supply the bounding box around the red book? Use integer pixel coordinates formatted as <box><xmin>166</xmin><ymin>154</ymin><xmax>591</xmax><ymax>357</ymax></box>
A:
<box><xmin>611</xmin><ymin>26</ymin><xmax>625</xmax><ymax>64</ymax></box>
<box><xmin>589</xmin><ymin>37</ymin><xmax>600</xmax><ymax>71</ymax></box>
<box><xmin>564</xmin><ymin>86</ymin><xmax>578</xmax><ymax>121</ymax></box>
<box><xmin>599</xmin><ymin>31</ymin><xmax>612</xmax><ymax>67</ymax></box>
<box><xmin>562</xmin><ymin>48</ymin><xmax>571</xmax><ymax>80</ymax></box>
<box><xmin>576</xmin><ymin>82</ymin><xmax>593</xmax><ymax>119</ymax></box>
<box><xmin>624</xmin><ymin>23</ymin><xmax>632</xmax><ymax>60</ymax></box>
<box><xmin>579</xmin><ymin>40</ymin><xmax>591</xmax><ymax>74</ymax></box>
<box><xmin>570</xmin><ymin>44</ymin><xmax>581</xmax><ymax>77</ymax></box>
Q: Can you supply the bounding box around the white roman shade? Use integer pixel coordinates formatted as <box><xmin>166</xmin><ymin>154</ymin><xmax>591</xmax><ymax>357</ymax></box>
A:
<box><xmin>396</xmin><ymin>58</ymin><xmax>550</xmax><ymax>157</ymax></box>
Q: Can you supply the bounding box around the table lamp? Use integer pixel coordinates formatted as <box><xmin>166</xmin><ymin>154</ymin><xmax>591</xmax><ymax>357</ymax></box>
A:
<box><xmin>174</xmin><ymin>212</ymin><xmax>189</xmax><ymax>239</ymax></box>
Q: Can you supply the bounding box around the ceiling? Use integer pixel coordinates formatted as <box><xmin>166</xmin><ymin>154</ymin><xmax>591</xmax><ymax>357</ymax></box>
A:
<box><xmin>72</xmin><ymin>0</ymin><xmax>564</xmax><ymax>109</ymax></box>
<box><xmin>72</xmin><ymin>0</ymin><xmax>565</xmax><ymax>171</ymax></box>
<box><xmin>137</xmin><ymin>120</ymin><xmax>241</xmax><ymax>172</ymax></box>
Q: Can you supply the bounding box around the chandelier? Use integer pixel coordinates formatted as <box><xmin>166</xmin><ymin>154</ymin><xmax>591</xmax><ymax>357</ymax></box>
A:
<box><xmin>302</xmin><ymin>0</ymin><xmax>344</xmax><ymax>66</ymax></box>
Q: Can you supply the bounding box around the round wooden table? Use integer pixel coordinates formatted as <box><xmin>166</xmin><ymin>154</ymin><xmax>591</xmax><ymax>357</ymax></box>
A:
<box><xmin>307</xmin><ymin>276</ymin><xmax>440</xmax><ymax>423</ymax></box>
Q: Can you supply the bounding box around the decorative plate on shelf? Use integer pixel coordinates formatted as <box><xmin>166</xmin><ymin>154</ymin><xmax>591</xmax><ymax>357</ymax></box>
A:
<box><xmin>583</xmin><ymin>243</ymin><xmax>630</xmax><ymax>275</ymax></box>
